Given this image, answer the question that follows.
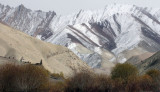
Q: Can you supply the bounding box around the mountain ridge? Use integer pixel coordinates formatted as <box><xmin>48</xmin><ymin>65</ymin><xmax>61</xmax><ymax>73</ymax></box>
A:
<box><xmin>0</xmin><ymin>3</ymin><xmax>160</xmax><ymax>69</ymax></box>
<box><xmin>0</xmin><ymin>3</ymin><xmax>56</xmax><ymax>40</ymax></box>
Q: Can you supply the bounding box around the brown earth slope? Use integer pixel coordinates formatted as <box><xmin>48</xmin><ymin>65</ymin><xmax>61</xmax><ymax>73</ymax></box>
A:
<box><xmin>0</xmin><ymin>23</ymin><xmax>91</xmax><ymax>77</ymax></box>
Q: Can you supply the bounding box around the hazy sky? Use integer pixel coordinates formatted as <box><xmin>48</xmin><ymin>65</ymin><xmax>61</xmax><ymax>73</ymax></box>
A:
<box><xmin>0</xmin><ymin>0</ymin><xmax>160</xmax><ymax>15</ymax></box>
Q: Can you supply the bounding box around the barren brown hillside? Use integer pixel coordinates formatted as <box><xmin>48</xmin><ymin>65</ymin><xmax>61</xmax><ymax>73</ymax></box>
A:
<box><xmin>0</xmin><ymin>23</ymin><xmax>91</xmax><ymax>77</ymax></box>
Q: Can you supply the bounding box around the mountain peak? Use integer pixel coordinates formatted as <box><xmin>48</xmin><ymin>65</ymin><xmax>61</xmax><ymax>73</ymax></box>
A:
<box><xmin>18</xmin><ymin>4</ymin><xmax>26</xmax><ymax>9</ymax></box>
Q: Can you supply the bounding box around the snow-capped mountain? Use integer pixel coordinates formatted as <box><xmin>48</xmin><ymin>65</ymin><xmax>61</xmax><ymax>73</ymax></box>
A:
<box><xmin>0</xmin><ymin>4</ymin><xmax>56</xmax><ymax>40</ymax></box>
<box><xmin>47</xmin><ymin>4</ymin><xmax>160</xmax><ymax>68</ymax></box>
<box><xmin>1</xmin><ymin>3</ymin><xmax>160</xmax><ymax>69</ymax></box>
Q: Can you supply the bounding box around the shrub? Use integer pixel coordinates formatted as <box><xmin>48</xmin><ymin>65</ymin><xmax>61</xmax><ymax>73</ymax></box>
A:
<box><xmin>111</xmin><ymin>63</ymin><xmax>138</xmax><ymax>81</ymax></box>
<box><xmin>0</xmin><ymin>63</ymin><xmax>49</xmax><ymax>91</ymax></box>
<box><xmin>39</xmin><ymin>80</ymin><xmax>66</xmax><ymax>92</ymax></box>
<box><xmin>0</xmin><ymin>63</ymin><xmax>20</xmax><ymax>91</ymax></box>
<box><xmin>111</xmin><ymin>63</ymin><xmax>158</xmax><ymax>92</ymax></box>
<box><xmin>146</xmin><ymin>69</ymin><xmax>160</xmax><ymax>80</ymax></box>
<box><xmin>125</xmin><ymin>76</ymin><xmax>140</xmax><ymax>92</ymax></box>
<box><xmin>51</xmin><ymin>72</ymin><xmax>65</xmax><ymax>79</ymax></box>
<box><xmin>138</xmin><ymin>75</ymin><xmax>153</xmax><ymax>91</ymax></box>
<box><xmin>41</xmin><ymin>72</ymin><xmax>66</xmax><ymax>92</ymax></box>
<box><xmin>49</xmin><ymin>81</ymin><xmax>66</xmax><ymax>92</ymax></box>
<box><xmin>65</xmin><ymin>72</ymin><xmax>93</xmax><ymax>92</ymax></box>
<box><xmin>93</xmin><ymin>74</ymin><xmax>113</xmax><ymax>92</ymax></box>
<box><xmin>125</xmin><ymin>75</ymin><xmax>153</xmax><ymax>92</ymax></box>
<box><xmin>112</xmin><ymin>74</ymin><xmax>153</xmax><ymax>92</ymax></box>
<box><xmin>14</xmin><ymin>64</ymin><xmax>49</xmax><ymax>91</ymax></box>
<box><xmin>65</xmin><ymin>72</ymin><xmax>113</xmax><ymax>92</ymax></box>
<box><xmin>112</xmin><ymin>78</ymin><xmax>125</xmax><ymax>92</ymax></box>
<box><xmin>146</xmin><ymin>69</ymin><xmax>160</xmax><ymax>92</ymax></box>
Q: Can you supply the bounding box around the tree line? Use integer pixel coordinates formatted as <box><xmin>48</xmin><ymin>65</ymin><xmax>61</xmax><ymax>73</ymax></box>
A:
<box><xmin>0</xmin><ymin>63</ymin><xmax>160</xmax><ymax>92</ymax></box>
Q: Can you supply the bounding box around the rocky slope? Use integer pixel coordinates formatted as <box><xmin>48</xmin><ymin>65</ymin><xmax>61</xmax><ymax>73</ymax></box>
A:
<box><xmin>0</xmin><ymin>23</ymin><xmax>91</xmax><ymax>77</ymax></box>
<box><xmin>1</xmin><ymin>3</ymin><xmax>160</xmax><ymax>69</ymax></box>
<box><xmin>126</xmin><ymin>52</ymin><xmax>154</xmax><ymax>65</ymax></box>
<box><xmin>134</xmin><ymin>51</ymin><xmax>160</xmax><ymax>74</ymax></box>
